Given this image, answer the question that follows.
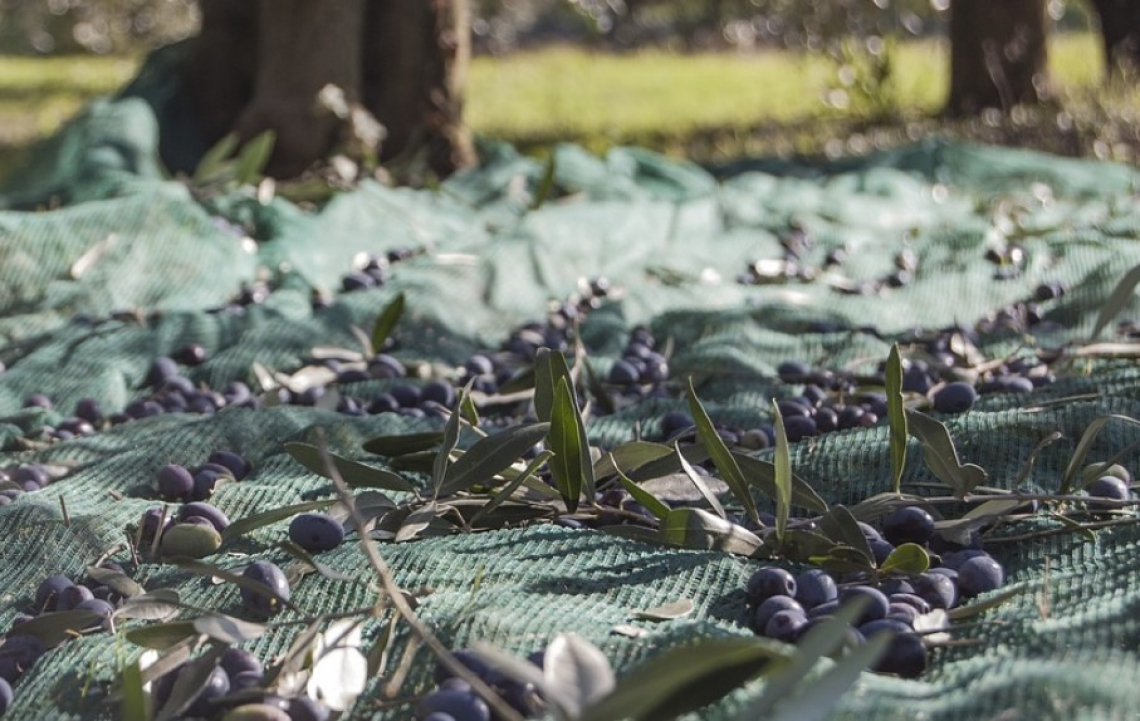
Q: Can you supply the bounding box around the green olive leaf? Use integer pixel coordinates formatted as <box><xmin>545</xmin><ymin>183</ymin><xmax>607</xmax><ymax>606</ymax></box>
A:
<box><xmin>119</xmin><ymin>653</ymin><xmax>148</xmax><ymax>721</ymax></box>
<box><xmin>686</xmin><ymin>378</ymin><xmax>758</xmax><ymax>525</ymax></box>
<box><xmin>1090</xmin><ymin>261</ymin><xmax>1140</xmax><ymax>342</ymax></box>
<box><xmin>659</xmin><ymin>507</ymin><xmax>763</xmax><ymax>556</ymax></box>
<box><xmin>879</xmin><ymin>542</ymin><xmax>930</xmax><ymax>575</ymax></box>
<box><xmin>124</xmin><ymin>621</ymin><xmax>199</xmax><ymax>650</ymax></box>
<box><xmin>614</xmin><ymin>458</ymin><xmax>671</xmax><ymax>521</ymax></box>
<box><xmin>1058</xmin><ymin>414</ymin><xmax>1140</xmax><ymax>495</ymax></box>
<box><xmin>885</xmin><ymin>344</ymin><xmax>908</xmax><ymax>495</ymax></box>
<box><xmin>155</xmin><ymin>644</ymin><xmax>226</xmax><ymax>721</ymax></box>
<box><xmin>675</xmin><ymin>441</ymin><xmax>727</xmax><ymax>518</ymax></box>
<box><xmin>733</xmin><ymin>452</ymin><xmax>829</xmax><ymax>514</ymax></box>
<box><xmin>431</xmin><ymin>388</ymin><xmax>467</xmax><ymax>497</ymax></box>
<box><xmin>362</xmin><ymin>431</ymin><xmax>444</xmax><ymax>457</ymax></box>
<box><xmin>905</xmin><ymin>409</ymin><xmax>987</xmax><ymax>498</ymax></box>
<box><xmin>816</xmin><ymin>506</ymin><xmax>874</xmax><ymax>565</ymax></box>
<box><xmin>193</xmin><ymin>613</ymin><xmax>267</xmax><ymax>644</ymax></box>
<box><xmin>593</xmin><ymin>441</ymin><xmax>674</xmax><ymax>480</ymax></box>
<box><xmin>548</xmin><ymin>375</ymin><xmax>593</xmax><ymax>513</ymax></box>
<box><xmin>578</xmin><ymin>637</ymin><xmax>793</xmax><ymax>721</ymax></box>
<box><xmin>85</xmin><ymin>565</ymin><xmax>145</xmax><ymax>598</ymax></box>
<box><xmin>370</xmin><ymin>291</ymin><xmax>405</xmax><ymax>353</ymax></box>
<box><xmin>114</xmin><ymin>589</ymin><xmax>182</xmax><ymax>621</ymax></box>
<box><xmin>535</xmin><ymin>347</ymin><xmax>574</xmax><ymax>424</ymax></box>
<box><xmin>439</xmin><ymin>422</ymin><xmax>550</xmax><ymax>496</ymax></box>
<box><xmin>286</xmin><ymin>441</ymin><xmax>417</xmax><ymax>493</ymax></box>
<box><xmin>770</xmin><ymin>399</ymin><xmax>792</xmax><ymax>543</ymax></box>
<box><xmin>631</xmin><ymin>598</ymin><xmax>694</xmax><ymax>621</ymax></box>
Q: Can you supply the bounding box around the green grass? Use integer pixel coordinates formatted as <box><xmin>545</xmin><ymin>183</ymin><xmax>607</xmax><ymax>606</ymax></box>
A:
<box><xmin>466</xmin><ymin>33</ymin><xmax>1105</xmax><ymax>148</ymax></box>
<box><xmin>0</xmin><ymin>32</ymin><xmax>1115</xmax><ymax>181</ymax></box>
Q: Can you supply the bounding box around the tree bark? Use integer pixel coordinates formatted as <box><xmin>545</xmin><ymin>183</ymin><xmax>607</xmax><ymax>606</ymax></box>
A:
<box><xmin>188</xmin><ymin>0</ymin><xmax>257</xmax><ymax>147</ymax></box>
<box><xmin>1088</xmin><ymin>0</ymin><xmax>1140</xmax><ymax>78</ymax></box>
<box><xmin>946</xmin><ymin>0</ymin><xmax>1051</xmax><ymax>116</ymax></box>
<box><xmin>188</xmin><ymin>0</ymin><xmax>474</xmax><ymax>180</ymax></box>
<box><xmin>231</xmin><ymin>0</ymin><xmax>364</xmax><ymax>178</ymax></box>
<box><xmin>362</xmin><ymin>0</ymin><xmax>475</xmax><ymax>176</ymax></box>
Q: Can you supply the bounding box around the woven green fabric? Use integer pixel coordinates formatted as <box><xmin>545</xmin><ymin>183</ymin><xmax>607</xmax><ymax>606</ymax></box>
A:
<box><xmin>3</xmin><ymin>69</ymin><xmax>1140</xmax><ymax>721</ymax></box>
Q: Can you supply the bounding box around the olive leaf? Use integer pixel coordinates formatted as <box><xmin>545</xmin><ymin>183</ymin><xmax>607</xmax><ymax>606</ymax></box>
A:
<box><xmin>614</xmin><ymin>459</ymin><xmax>671</xmax><ymax>521</ymax></box>
<box><xmin>535</xmin><ymin>347</ymin><xmax>575</xmax><ymax>424</ymax></box>
<box><xmin>815</xmin><ymin>506</ymin><xmax>874</xmax><ymax>565</ymax></box>
<box><xmin>155</xmin><ymin>644</ymin><xmax>226</xmax><ymax>721</ymax></box>
<box><xmin>761</xmin><ymin>632</ymin><xmax>891</xmax><ymax>721</ymax></box>
<box><xmin>885</xmin><ymin>344</ymin><xmax>908</xmax><ymax>495</ymax></box>
<box><xmin>947</xmin><ymin>586</ymin><xmax>1022</xmax><ymax>621</ymax></box>
<box><xmin>278</xmin><ymin>541</ymin><xmax>361</xmax><ymax>584</ymax></box>
<box><xmin>431</xmin><ymin>389</ymin><xmax>466</xmax><ymax>498</ymax></box>
<box><xmin>659</xmin><ymin>507</ymin><xmax>763</xmax><ymax>556</ymax></box>
<box><xmin>86</xmin><ymin>565</ymin><xmax>145</xmax><ymax>598</ymax></box>
<box><xmin>770</xmin><ymin>399</ymin><xmax>792</xmax><ymax>543</ymax></box>
<box><xmin>124</xmin><ymin>621</ymin><xmax>199</xmax><ymax>650</ymax></box>
<box><xmin>9</xmin><ymin>610</ymin><xmax>106</xmax><ymax>647</ymax></box>
<box><xmin>114</xmin><ymin>589</ymin><xmax>182</xmax><ymax>621</ymax></box>
<box><xmin>233</xmin><ymin>129</ymin><xmax>276</xmax><ymax>186</ymax></box>
<box><xmin>395</xmin><ymin>502</ymin><xmax>440</xmax><ymax>542</ymax></box>
<box><xmin>548</xmin><ymin>375</ymin><xmax>594</xmax><ymax>513</ymax></box>
<box><xmin>468</xmin><ymin>450</ymin><xmax>555</xmax><ymax>528</ymax></box>
<box><xmin>676</xmin><ymin>442</ymin><xmax>727</xmax><ymax>519</ymax></box>
<box><xmin>170</xmin><ymin>558</ymin><xmax>299</xmax><ymax>612</ymax></box>
<box><xmin>119</xmin><ymin>654</ymin><xmax>148</xmax><ymax>721</ymax></box>
<box><xmin>544</xmin><ymin>633</ymin><xmax>617</xmax><ymax>719</ymax></box>
<box><xmin>362</xmin><ymin>431</ymin><xmax>444</xmax><ymax>457</ymax></box>
<box><xmin>193</xmin><ymin>613</ymin><xmax>267</xmax><ymax>644</ymax></box>
<box><xmin>192</xmin><ymin>132</ymin><xmax>239</xmax><ymax>182</ymax></box>
<box><xmin>743</xmin><ymin>598</ymin><xmax>872</xmax><ymax>718</ymax></box>
<box><xmin>631</xmin><ymin>598</ymin><xmax>694</xmax><ymax>621</ymax></box>
<box><xmin>593</xmin><ymin>442</ymin><xmax>674</xmax><ymax>480</ymax></box>
<box><xmin>1058</xmin><ymin>414</ymin><xmax>1140</xmax><ymax>495</ymax></box>
<box><xmin>905</xmin><ymin>409</ymin><xmax>987</xmax><ymax>498</ymax></box>
<box><xmin>686</xmin><ymin>379</ymin><xmax>759</xmax><ymax>525</ymax></box>
<box><xmin>733</xmin><ymin>453</ymin><xmax>829</xmax><ymax>514</ymax></box>
<box><xmin>438</xmin><ymin>422</ymin><xmax>550</xmax><ymax>496</ymax></box>
<box><xmin>286</xmin><ymin>441</ymin><xmax>417</xmax><ymax>493</ymax></box>
<box><xmin>531</xmin><ymin>152</ymin><xmax>558</xmax><ymax>210</ymax></box>
<box><xmin>577</xmin><ymin>637</ymin><xmax>792</xmax><ymax>721</ymax></box>
<box><xmin>1090</xmin><ymin>261</ymin><xmax>1140</xmax><ymax>342</ymax></box>
<box><xmin>879</xmin><ymin>542</ymin><xmax>930</xmax><ymax>575</ymax></box>
<box><xmin>220</xmin><ymin>499</ymin><xmax>339</xmax><ymax>546</ymax></box>
<box><xmin>370</xmin><ymin>291</ymin><xmax>405</xmax><ymax>353</ymax></box>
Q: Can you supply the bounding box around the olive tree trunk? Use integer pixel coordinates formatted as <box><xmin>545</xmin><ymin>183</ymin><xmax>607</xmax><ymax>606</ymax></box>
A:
<box><xmin>1088</xmin><ymin>0</ymin><xmax>1140</xmax><ymax>78</ymax></box>
<box><xmin>946</xmin><ymin>0</ymin><xmax>1051</xmax><ymax>115</ymax></box>
<box><xmin>362</xmin><ymin>0</ymin><xmax>475</xmax><ymax>175</ymax></box>
<box><xmin>189</xmin><ymin>0</ymin><xmax>473</xmax><ymax>180</ymax></box>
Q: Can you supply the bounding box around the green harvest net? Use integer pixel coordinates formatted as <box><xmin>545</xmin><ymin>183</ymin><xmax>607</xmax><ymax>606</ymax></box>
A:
<box><xmin>4</xmin><ymin>51</ymin><xmax>1140</xmax><ymax>721</ymax></box>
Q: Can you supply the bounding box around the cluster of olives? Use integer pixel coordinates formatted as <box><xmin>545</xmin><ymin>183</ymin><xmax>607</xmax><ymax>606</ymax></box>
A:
<box><xmin>155</xmin><ymin>451</ymin><xmax>252</xmax><ymax>503</ymax></box>
<box><xmin>743</xmin><ymin>504</ymin><xmax>1010</xmax><ymax>679</ymax></box>
<box><xmin>0</xmin><ymin>463</ymin><xmax>62</xmax><ymax>505</ymax></box>
<box><xmin>0</xmin><ymin>564</ymin><xmax>133</xmax><ymax>714</ymax></box>
<box><xmin>151</xmin><ymin>647</ymin><xmax>331</xmax><ymax>721</ymax></box>
<box><xmin>417</xmin><ymin>648</ymin><xmax>544</xmax><ymax>720</ymax></box>
<box><xmin>337</xmin><ymin>249</ymin><xmax>419</xmax><ymax>295</ymax></box>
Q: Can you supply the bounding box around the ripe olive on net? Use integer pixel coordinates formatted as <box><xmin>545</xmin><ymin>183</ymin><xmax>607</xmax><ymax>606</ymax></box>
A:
<box><xmin>178</xmin><ymin>502</ymin><xmax>231</xmax><ymax>532</ymax></box>
<box><xmin>240</xmin><ymin>561</ymin><xmax>291</xmax><ymax>617</ymax></box>
<box><xmin>932</xmin><ymin>381</ymin><xmax>977</xmax><ymax>413</ymax></box>
<box><xmin>745</xmin><ymin>567</ymin><xmax>797</xmax><ymax>606</ymax></box>
<box><xmin>881</xmin><ymin>506</ymin><xmax>935</xmax><ymax>546</ymax></box>
<box><xmin>956</xmin><ymin>555</ymin><xmax>1005</xmax><ymax>597</ymax></box>
<box><xmin>156</xmin><ymin>464</ymin><xmax>194</xmax><ymax>501</ymax></box>
<box><xmin>288</xmin><ymin>513</ymin><xmax>345</xmax><ymax>553</ymax></box>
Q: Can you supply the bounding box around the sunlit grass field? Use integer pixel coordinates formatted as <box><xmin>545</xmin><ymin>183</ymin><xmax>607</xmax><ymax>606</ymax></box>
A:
<box><xmin>0</xmin><ymin>32</ymin><xmax>1110</xmax><ymax>179</ymax></box>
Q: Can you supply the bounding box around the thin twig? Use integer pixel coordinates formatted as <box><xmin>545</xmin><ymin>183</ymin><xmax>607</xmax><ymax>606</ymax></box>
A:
<box><xmin>985</xmin><ymin>516</ymin><xmax>1140</xmax><ymax>545</ymax></box>
<box><xmin>315</xmin><ymin>431</ymin><xmax>525</xmax><ymax>721</ymax></box>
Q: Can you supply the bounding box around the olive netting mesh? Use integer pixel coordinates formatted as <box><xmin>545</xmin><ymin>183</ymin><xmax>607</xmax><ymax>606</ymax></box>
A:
<box><xmin>4</xmin><ymin>58</ymin><xmax>1140</xmax><ymax>720</ymax></box>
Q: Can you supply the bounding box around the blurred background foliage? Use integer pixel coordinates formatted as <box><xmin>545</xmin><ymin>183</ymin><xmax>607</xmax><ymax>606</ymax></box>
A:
<box><xmin>0</xmin><ymin>0</ymin><xmax>1127</xmax><ymax>183</ymax></box>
